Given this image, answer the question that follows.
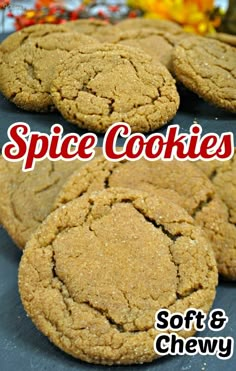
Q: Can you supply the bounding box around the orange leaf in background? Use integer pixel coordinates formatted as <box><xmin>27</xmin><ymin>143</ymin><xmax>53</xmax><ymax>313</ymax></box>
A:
<box><xmin>128</xmin><ymin>0</ymin><xmax>222</xmax><ymax>35</ymax></box>
<box><xmin>35</xmin><ymin>0</ymin><xmax>64</xmax><ymax>6</ymax></box>
<box><xmin>191</xmin><ymin>0</ymin><xmax>214</xmax><ymax>12</ymax></box>
<box><xmin>0</xmin><ymin>0</ymin><xmax>10</xmax><ymax>9</ymax></box>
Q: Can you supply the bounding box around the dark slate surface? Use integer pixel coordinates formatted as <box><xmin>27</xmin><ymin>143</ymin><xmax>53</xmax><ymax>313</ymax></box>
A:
<box><xmin>0</xmin><ymin>32</ymin><xmax>235</xmax><ymax>371</ymax></box>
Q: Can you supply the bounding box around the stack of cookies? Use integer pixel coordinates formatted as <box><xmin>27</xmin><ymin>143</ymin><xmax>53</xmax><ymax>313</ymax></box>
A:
<box><xmin>0</xmin><ymin>19</ymin><xmax>235</xmax><ymax>133</ymax></box>
<box><xmin>0</xmin><ymin>152</ymin><xmax>235</xmax><ymax>365</ymax></box>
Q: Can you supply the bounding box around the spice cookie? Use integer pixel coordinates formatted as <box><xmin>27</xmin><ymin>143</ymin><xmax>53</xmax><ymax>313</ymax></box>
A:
<box><xmin>19</xmin><ymin>187</ymin><xmax>217</xmax><ymax>365</ymax></box>
<box><xmin>172</xmin><ymin>36</ymin><xmax>236</xmax><ymax>113</ymax></box>
<box><xmin>207</xmin><ymin>32</ymin><xmax>236</xmax><ymax>47</ymax></box>
<box><xmin>94</xmin><ymin>26</ymin><xmax>123</xmax><ymax>43</ymax></box>
<box><xmin>55</xmin><ymin>157</ymin><xmax>236</xmax><ymax>280</ymax></box>
<box><xmin>0</xmin><ymin>150</ymin><xmax>102</xmax><ymax>249</ymax></box>
<box><xmin>0</xmin><ymin>32</ymin><xmax>98</xmax><ymax>112</ymax></box>
<box><xmin>0</xmin><ymin>24</ymin><xmax>69</xmax><ymax>55</ymax></box>
<box><xmin>64</xmin><ymin>19</ymin><xmax>110</xmax><ymax>35</ymax></box>
<box><xmin>111</xmin><ymin>28</ymin><xmax>185</xmax><ymax>70</ymax></box>
<box><xmin>51</xmin><ymin>43</ymin><xmax>179</xmax><ymax>133</ymax></box>
<box><xmin>64</xmin><ymin>19</ymin><xmax>121</xmax><ymax>43</ymax></box>
<box><xmin>197</xmin><ymin>153</ymin><xmax>236</xmax><ymax>224</ymax></box>
<box><xmin>116</xmin><ymin>18</ymin><xmax>182</xmax><ymax>33</ymax></box>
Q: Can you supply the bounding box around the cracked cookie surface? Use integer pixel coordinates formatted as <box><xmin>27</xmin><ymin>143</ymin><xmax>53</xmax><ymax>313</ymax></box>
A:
<box><xmin>19</xmin><ymin>188</ymin><xmax>217</xmax><ymax>365</ymax></box>
<box><xmin>197</xmin><ymin>153</ymin><xmax>236</xmax><ymax>224</ymax></box>
<box><xmin>0</xmin><ymin>152</ymin><xmax>101</xmax><ymax>249</ymax></box>
<box><xmin>55</xmin><ymin>157</ymin><xmax>236</xmax><ymax>280</ymax></box>
<box><xmin>0</xmin><ymin>24</ymin><xmax>70</xmax><ymax>54</ymax></box>
<box><xmin>0</xmin><ymin>32</ymin><xmax>98</xmax><ymax>112</ymax></box>
<box><xmin>111</xmin><ymin>28</ymin><xmax>184</xmax><ymax>70</ymax></box>
<box><xmin>64</xmin><ymin>19</ymin><xmax>121</xmax><ymax>43</ymax></box>
<box><xmin>64</xmin><ymin>19</ymin><xmax>110</xmax><ymax>35</ymax></box>
<box><xmin>50</xmin><ymin>43</ymin><xmax>179</xmax><ymax>133</ymax></box>
<box><xmin>172</xmin><ymin>36</ymin><xmax>236</xmax><ymax>113</ymax></box>
<box><xmin>207</xmin><ymin>32</ymin><xmax>236</xmax><ymax>47</ymax></box>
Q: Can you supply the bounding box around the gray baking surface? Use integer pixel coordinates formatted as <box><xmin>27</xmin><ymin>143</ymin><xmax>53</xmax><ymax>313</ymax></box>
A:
<box><xmin>0</xmin><ymin>32</ymin><xmax>235</xmax><ymax>370</ymax></box>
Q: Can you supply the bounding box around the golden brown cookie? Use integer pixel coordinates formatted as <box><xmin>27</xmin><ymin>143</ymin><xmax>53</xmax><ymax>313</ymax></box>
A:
<box><xmin>116</xmin><ymin>18</ymin><xmax>182</xmax><ymax>33</ymax></box>
<box><xmin>95</xmin><ymin>25</ymin><xmax>123</xmax><ymax>43</ymax></box>
<box><xmin>172</xmin><ymin>36</ymin><xmax>236</xmax><ymax>113</ymax></box>
<box><xmin>207</xmin><ymin>32</ymin><xmax>236</xmax><ymax>47</ymax></box>
<box><xmin>111</xmin><ymin>28</ymin><xmax>185</xmax><ymax>70</ymax></box>
<box><xmin>64</xmin><ymin>19</ymin><xmax>121</xmax><ymax>43</ymax></box>
<box><xmin>51</xmin><ymin>43</ymin><xmax>179</xmax><ymax>133</ymax></box>
<box><xmin>64</xmin><ymin>19</ymin><xmax>110</xmax><ymax>35</ymax></box>
<box><xmin>0</xmin><ymin>32</ymin><xmax>98</xmax><ymax>112</ymax></box>
<box><xmin>0</xmin><ymin>24</ymin><xmax>69</xmax><ymax>54</ymax></box>
<box><xmin>0</xmin><ymin>151</ymin><xmax>101</xmax><ymax>249</ymax></box>
<box><xmin>19</xmin><ymin>187</ymin><xmax>217</xmax><ymax>365</ymax></box>
<box><xmin>55</xmin><ymin>157</ymin><xmax>236</xmax><ymax>280</ymax></box>
<box><xmin>196</xmin><ymin>153</ymin><xmax>236</xmax><ymax>224</ymax></box>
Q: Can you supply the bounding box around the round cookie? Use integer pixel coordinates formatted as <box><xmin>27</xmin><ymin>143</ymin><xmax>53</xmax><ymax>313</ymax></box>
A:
<box><xmin>50</xmin><ymin>43</ymin><xmax>180</xmax><ymax>133</ymax></box>
<box><xmin>19</xmin><ymin>187</ymin><xmax>217</xmax><ymax>365</ymax></box>
<box><xmin>0</xmin><ymin>150</ymin><xmax>102</xmax><ymax>249</ymax></box>
<box><xmin>55</xmin><ymin>157</ymin><xmax>236</xmax><ymax>280</ymax></box>
<box><xmin>0</xmin><ymin>32</ymin><xmax>98</xmax><ymax>112</ymax></box>
<box><xmin>116</xmin><ymin>18</ymin><xmax>182</xmax><ymax>33</ymax></box>
<box><xmin>0</xmin><ymin>24</ymin><xmax>69</xmax><ymax>55</ymax></box>
<box><xmin>111</xmin><ymin>28</ymin><xmax>184</xmax><ymax>70</ymax></box>
<box><xmin>196</xmin><ymin>153</ymin><xmax>236</xmax><ymax>224</ymax></box>
<box><xmin>172</xmin><ymin>36</ymin><xmax>236</xmax><ymax>113</ymax></box>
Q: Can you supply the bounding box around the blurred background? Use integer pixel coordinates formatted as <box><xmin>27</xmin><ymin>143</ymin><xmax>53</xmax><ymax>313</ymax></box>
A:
<box><xmin>0</xmin><ymin>1</ymin><xmax>235</xmax><ymax>35</ymax></box>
